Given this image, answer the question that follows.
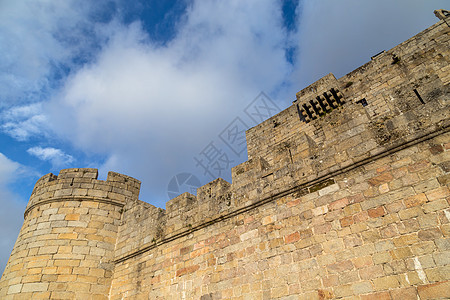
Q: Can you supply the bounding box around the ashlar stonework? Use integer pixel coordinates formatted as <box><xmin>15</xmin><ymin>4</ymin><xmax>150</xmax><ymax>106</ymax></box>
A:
<box><xmin>1</xmin><ymin>12</ymin><xmax>450</xmax><ymax>300</ymax></box>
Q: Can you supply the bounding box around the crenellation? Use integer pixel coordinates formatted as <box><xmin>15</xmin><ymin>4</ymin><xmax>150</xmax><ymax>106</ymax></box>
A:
<box><xmin>1</xmin><ymin>12</ymin><xmax>450</xmax><ymax>300</ymax></box>
<box><xmin>166</xmin><ymin>192</ymin><xmax>197</xmax><ymax>214</ymax></box>
<box><xmin>197</xmin><ymin>178</ymin><xmax>231</xmax><ymax>214</ymax></box>
<box><xmin>107</xmin><ymin>171</ymin><xmax>141</xmax><ymax>196</ymax></box>
<box><xmin>58</xmin><ymin>168</ymin><xmax>99</xmax><ymax>179</ymax></box>
<box><xmin>165</xmin><ymin>192</ymin><xmax>199</xmax><ymax>235</ymax></box>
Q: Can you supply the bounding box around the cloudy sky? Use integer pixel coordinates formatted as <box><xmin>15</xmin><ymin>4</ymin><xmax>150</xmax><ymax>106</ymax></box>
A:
<box><xmin>0</xmin><ymin>0</ymin><xmax>446</xmax><ymax>273</ymax></box>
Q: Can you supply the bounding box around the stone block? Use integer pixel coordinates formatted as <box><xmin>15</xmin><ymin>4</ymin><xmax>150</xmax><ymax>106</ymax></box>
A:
<box><xmin>351</xmin><ymin>281</ymin><xmax>373</xmax><ymax>294</ymax></box>
<box><xmin>322</xmin><ymin>238</ymin><xmax>344</xmax><ymax>253</ymax></box>
<box><xmin>7</xmin><ymin>284</ymin><xmax>22</xmax><ymax>294</ymax></box>
<box><xmin>417</xmin><ymin>280</ymin><xmax>450</xmax><ymax>299</ymax></box>
<box><xmin>425</xmin><ymin>187</ymin><xmax>449</xmax><ymax>201</ymax></box>
<box><xmin>284</xmin><ymin>232</ymin><xmax>300</xmax><ymax>244</ymax></box>
<box><xmin>327</xmin><ymin>260</ymin><xmax>354</xmax><ymax>274</ymax></box>
<box><xmin>373</xmin><ymin>252</ymin><xmax>392</xmax><ymax>264</ymax></box>
<box><xmin>21</xmin><ymin>282</ymin><xmax>49</xmax><ymax>293</ymax></box>
<box><xmin>353</xmin><ymin>256</ymin><xmax>373</xmax><ymax>269</ymax></box>
<box><xmin>424</xmin><ymin>266</ymin><xmax>450</xmax><ymax>282</ymax></box>
<box><xmin>368</xmin><ymin>206</ymin><xmax>386</xmax><ymax>218</ymax></box>
<box><xmin>390</xmin><ymin>287</ymin><xmax>418</xmax><ymax>300</ymax></box>
<box><xmin>329</xmin><ymin>198</ymin><xmax>349</xmax><ymax>211</ymax></box>
<box><xmin>393</xmin><ymin>233</ymin><xmax>419</xmax><ymax>246</ymax></box>
<box><xmin>398</xmin><ymin>207</ymin><xmax>422</xmax><ymax>220</ymax></box>
<box><xmin>359</xmin><ymin>265</ymin><xmax>384</xmax><ymax>280</ymax></box>
<box><xmin>87</xmin><ymin>189</ymin><xmax>108</xmax><ymax>198</ymax></box>
<box><xmin>418</xmin><ymin>213</ymin><xmax>439</xmax><ymax>229</ymax></box>
<box><xmin>422</xmin><ymin>199</ymin><xmax>449</xmax><ymax>213</ymax></box>
<box><xmin>372</xmin><ymin>275</ymin><xmax>400</xmax><ymax>291</ymax></box>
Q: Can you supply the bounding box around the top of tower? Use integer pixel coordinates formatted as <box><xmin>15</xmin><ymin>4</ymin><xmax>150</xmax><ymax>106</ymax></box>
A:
<box><xmin>25</xmin><ymin>168</ymin><xmax>141</xmax><ymax>218</ymax></box>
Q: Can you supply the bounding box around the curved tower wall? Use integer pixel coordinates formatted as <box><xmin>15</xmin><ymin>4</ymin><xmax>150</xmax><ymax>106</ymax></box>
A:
<box><xmin>0</xmin><ymin>168</ymin><xmax>140</xmax><ymax>300</ymax></box>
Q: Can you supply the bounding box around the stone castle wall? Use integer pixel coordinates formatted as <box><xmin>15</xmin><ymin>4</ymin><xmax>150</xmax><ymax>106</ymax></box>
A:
<box><xmin>0</xmin><ymin>169</ymin><xmax>140</xmax><ymax>299</ymax></box>
<box><xmin>1</xmin><ymin>15</ymin><xmax>449</xmax><ymax>300</ymax></box>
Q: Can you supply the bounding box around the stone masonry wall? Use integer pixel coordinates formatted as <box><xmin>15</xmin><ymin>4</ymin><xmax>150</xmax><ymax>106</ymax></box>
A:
<box><xmin>0</xmin><ymin>14</ymin><xmax>449</xmax><ymax>300</ymax></box>
<box><xmin>0</xmin><ymin>169</ymin><xmax>140</xmax><ymax>299</ymax></box>
<box><xmin>111</xmin><ymin>132</ymin><xmax>449</xmax><ymax>299</ymax></box>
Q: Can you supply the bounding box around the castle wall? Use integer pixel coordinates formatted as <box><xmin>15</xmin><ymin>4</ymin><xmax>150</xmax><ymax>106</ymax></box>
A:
<box><xmin>0</xmin><ymin>169</ymin><xmax>140</xmax><ymax>299</ymax></box>
<box><xmin>110</xmin><ymin>132</ymin><xmax>449</xmax><ymax>299</ymax></box>
<box><xmin>0</xmin><ymin>14</ymin><xmax>449</xmax><ymax>300</ymax></box>
<box><xmin>108</xmin><ymin>17</ymin><xmax>450</xmax><ymax>299</ymax></box>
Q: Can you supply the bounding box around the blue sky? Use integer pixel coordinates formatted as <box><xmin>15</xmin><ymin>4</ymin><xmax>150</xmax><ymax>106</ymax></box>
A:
<box><xmin>0</xmin><ymin>0</ymin><xmax>447</xmax><ymax>274</ymax></box>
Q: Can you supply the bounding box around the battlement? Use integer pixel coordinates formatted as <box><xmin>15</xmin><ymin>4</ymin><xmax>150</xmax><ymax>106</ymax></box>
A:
<box><xmin>25</xmin><ymin>168</ymin><xmax>141</xmax><ymax>218</ymax></box>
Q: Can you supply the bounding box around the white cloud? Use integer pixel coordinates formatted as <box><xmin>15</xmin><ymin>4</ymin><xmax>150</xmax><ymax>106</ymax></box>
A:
<box><xmin>45</xmin><ymin>0</ymin><xmax>294</xmax><ymax>206</ymax></box>
<box><xmin>0</xmin><ymin>0</ymin><xmax>112</xmax><ymax>109</ymax></box>
<box><xmin>0</xmin><ymin>153</ymin><xmax>28</xmax><ymax>275</ymax></box>
<box><xmin>0</xmin><ymin>0</ymin><xmax>116</xmax><ymax>140</ymax></box>
<box><xmin>27</xmin><ymin>147</ymin><xmax>74</xmax><ymax>167</ymax></box>
<box><xmin>0</xmin><ymin>103</ymin><xmax>47</xmax><ymax>141</ymax></box>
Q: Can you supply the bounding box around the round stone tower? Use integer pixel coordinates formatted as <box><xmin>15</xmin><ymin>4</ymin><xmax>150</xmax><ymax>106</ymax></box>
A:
<box><xmin>0</xmin><ymin>168</ymin><xmax>140</xmax><ymax>299</ymax></box>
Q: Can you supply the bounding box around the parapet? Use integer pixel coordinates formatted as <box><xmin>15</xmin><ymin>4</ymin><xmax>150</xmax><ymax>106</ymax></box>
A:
<box><xmin>114</xmin><ymin>178</ymin><xmax>234</xmax><ymax>261</ymax></box>
<box><xmin>25</xmin><ymin>168</ymin><xmax>141</xmax><ymax>218</ymax></box>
